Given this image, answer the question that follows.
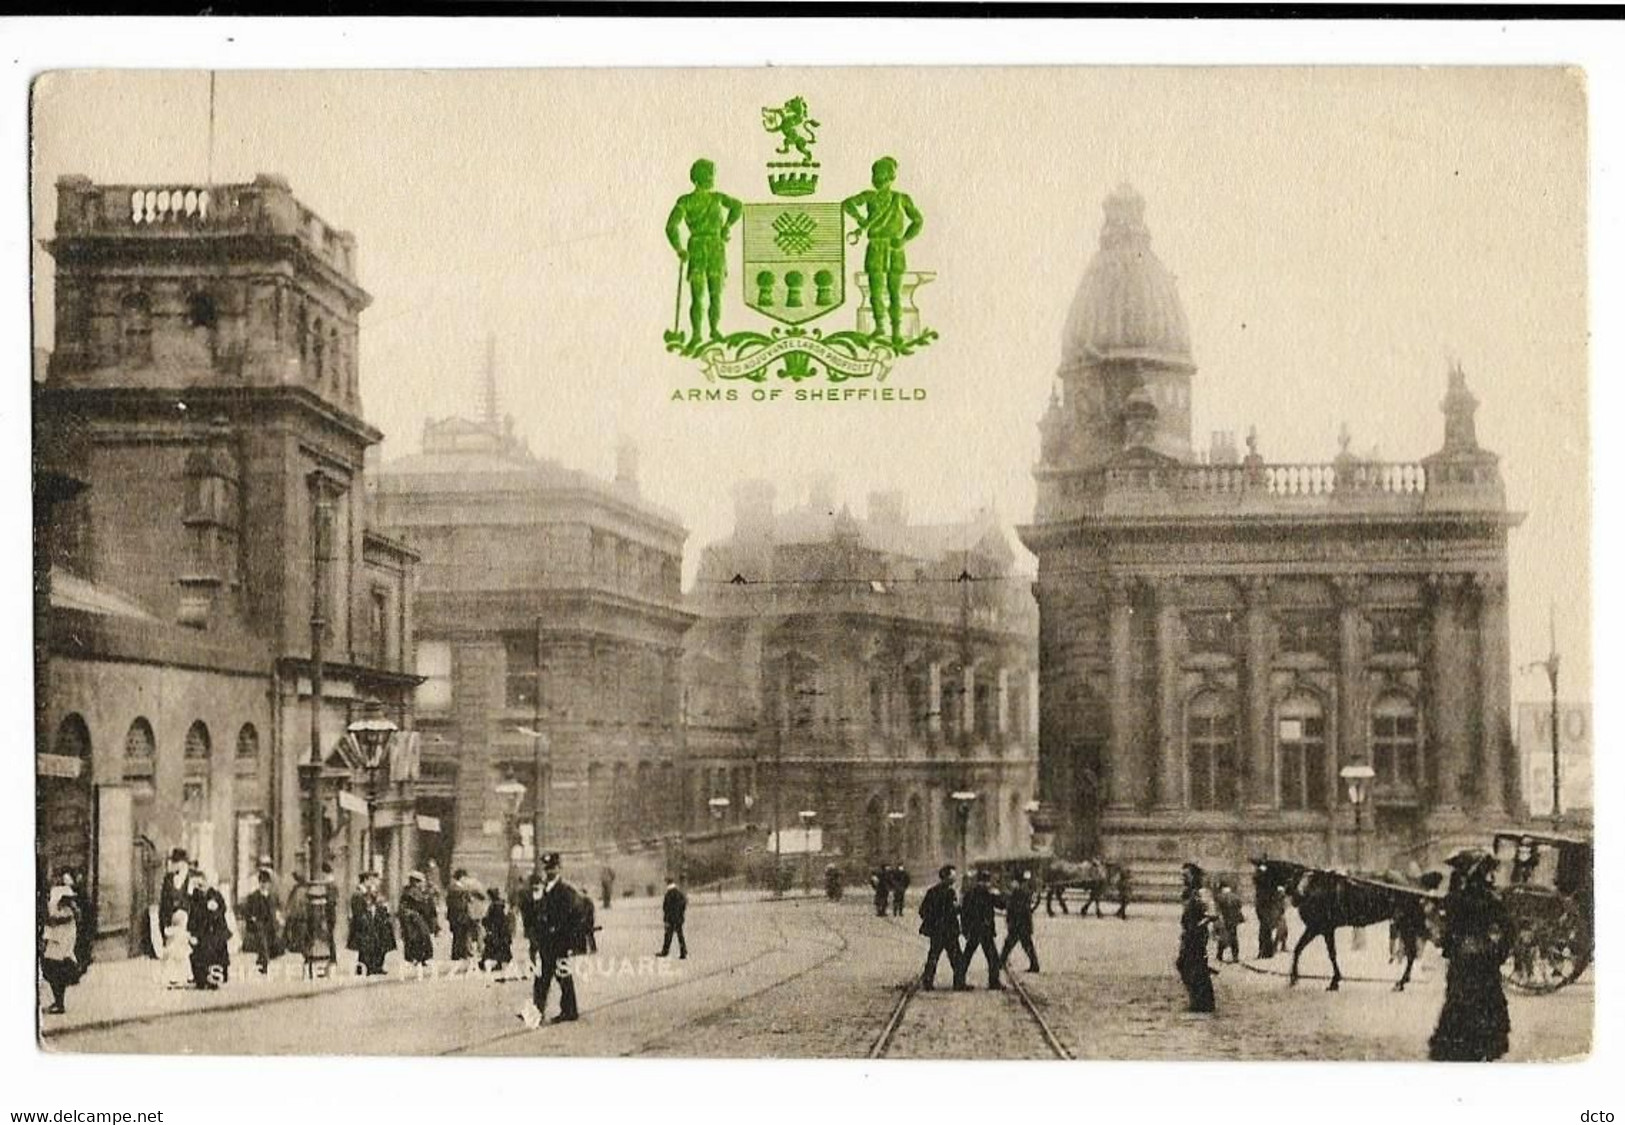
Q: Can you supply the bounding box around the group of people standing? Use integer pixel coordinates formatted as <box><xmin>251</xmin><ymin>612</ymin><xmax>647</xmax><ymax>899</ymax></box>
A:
<box><xmin>916</xmin><ymin>865</ymin><xmax>1041</xmax><ymax>992</ymax></box>
<box><xmin>154</xmin><ymin>848</ymin><xmax>234</xmax><ymax>991</ymax></box>
<box><xmin>870</xmin><ymin>865</ymin><xmax>910</xmax><ymax>917</ymax></box>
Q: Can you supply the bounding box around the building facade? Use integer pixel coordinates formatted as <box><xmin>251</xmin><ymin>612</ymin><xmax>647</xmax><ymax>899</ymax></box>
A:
<box><xmin>687</xmin><ymin>483</ymin><xmax>1040</xmax><ymax>878</ymax></box>
<box><xmin>372</xmin><ymin>410</ymin><xmax>693</xmax><ymax>891</ymax></box>
<box><xmin>1019</xmin><ymin>186</ymin><xmax>1522</xmax><ymax>889</ymax></box>
<box><xmin>37</xmin><ymin>176</ymin><xmax>420</xmax><ymax>956</ymax></box>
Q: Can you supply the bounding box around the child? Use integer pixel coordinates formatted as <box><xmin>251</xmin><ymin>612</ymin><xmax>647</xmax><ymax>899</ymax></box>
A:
<box><xmin>163</xmin><ymin>910</ymin><xmax>195</xmax><ymax>988</ymax></box>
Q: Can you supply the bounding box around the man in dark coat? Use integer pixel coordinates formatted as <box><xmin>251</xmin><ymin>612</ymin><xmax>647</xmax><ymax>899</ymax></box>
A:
<box><xmin>1252</xmin><ymin>860</ymin><xmax>1288</xmax><ymax>958</ymax></box>
<box><xmin>658</xmin><ymin>877</ymin><xmax>689</xmax><ymax>959</ymax></box>
<box><xmin>528</xmin><ymin>854</ymin><xmax>581</xmax><ymax>1024</ymax></box>
<box><xmin>998</xmin><ymin>870</ymin><xmax>1040</xmax><ymax>973</ymax></box>
<box><xmin>917</xmin><ymin>864</ymin><xmax>964</xmax><ymax>991</ymax></box>
<box><xmin>156</xmin><ymin>848</ymin><xmax>191</xmax><ymax>955</ymax></box>
<box><xmin>1176</xmin><ymin>862</ymin><xmax>1216</xmax><ymax>1013</ymax></box>
<box><xmin>890</xmin><ymin>865</ymin><xmax>910</xmax><ymax>917</ymax></box>
<box><xmin>348</xmin><ymin>872</ymin><xmax>396</xmax><ymax>976</ymax></box>
<box><xmin>240</xmin><ymin>868</ymin><xmax>283</xmax><ymax>974</ymax></box>
<box><xmin>519</xmin><ymin>873</ymin><xmax>545</xmax><ymax>970</ymax></box>
<box><xmin>482</xmin><ymin>888</ymin><xmax>514</xmax><ymax>972</ymax></box>
<box><xmin>1114</xmin><ymin>864</ymin><xmax>1132</xmax><ymax>920</ymax></box>
<box><xmin>1429</xmin><ymin>850</ymin><xmax>1513</xmax><ymax>1061</ymax></box>
<box><xmin>960</xmin><ymin>869</ymin><xmax>1005</xmax><ymax>990</ymax></box>
<box><xmin>599</xmin><ymin>863</ymin><xmax>616</xmax><ymax>910</ymax></box>
<box><xmin>398</xmin><ymin>871</ymin><xmax>439</xmax><ymax>967</ymax></box>
<box><xmin>446</xmin><ymin>869</ymin><xmax>480</xmax><ymax>961</ymax></box>
<box><xmin>1213</xmin><ymin>879</ymin><xmax>1245</xmax><ymax>963</ymax></box>
<box><xmin>871</xmin><ymin>866</ymin><xmax>890</xmax><ymax>917</ymax></box>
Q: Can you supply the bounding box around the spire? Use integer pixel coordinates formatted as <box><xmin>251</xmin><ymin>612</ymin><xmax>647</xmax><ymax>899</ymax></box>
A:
<box><xmin>482</xmin><ymin>334</ymin><xmax>499</xmax><ymax>430</ymax></box>
<box><xmin>1439</xmin><ymin>358</ymin><xmax>1481</xmax><ymax>453</ymax></box>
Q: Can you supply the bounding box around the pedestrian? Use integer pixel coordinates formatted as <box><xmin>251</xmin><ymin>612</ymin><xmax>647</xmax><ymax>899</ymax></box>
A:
<box><xmin>1428</xmin><ymin>849</ymin><xmax>1513</xmax><ymax>1062</ymax></box>
<box><xmin>161</xmin><ymin>909</ymin><xmax>195</xmax><ymax>988</ymax></box>
<box><xmin>917</xmin><ymin>864</ymin><xmax>964</xmax><ymax>991</ymax></box>
<box><xmin>447</xmin><ymin>868</ymin><xmax>481</xmax><ymax>961</ymax></box>
<box><xmin>600</xmin><ymin>862</ymin><xmax>616</xmax><ymax>910</ymax></box>
<box><xmin>872</xmin><ymin>865</ymin><xmax>890</xmax><ymax>917</ymax></box>
<box><xmin>155</xmin><ymin>847</ymin><xmax>191</xmax><ymax>956</ymax></box>
<box><xmin>890</xmin><ymin>865</ymin><xmax>910</xmax><ymax>917</ymax></box>
<box><xmin>579</xmin><ymin>889</ymin><xmax>599</xmax><ymax>954</ymax></box>
<box><xmin>398</xmin><ymin>871</ymin><xmax>439</xmax><ymax>967</ymax></box>
<box><xmin>482</xmin><ymin>888</ymin><xmax>514</xmax><ymax>972</ymax></box>
<box><xmin>348</xmin><ymin>871</ymin><xmax>396</xmax><ymax>976</ymax></box>
<box><xmin>62</xmin><ymin>869</ymin><xmax>96</xmax><ymax>979</ymax></box>
<box><xmin>658</xmin><ymin>876</ymin><xmax>689</xmax><ymax>959</ymax></box>
<box><xmin>998</xmin><ymin>870</ymin><xmax>1041</xmax><ymax>973</ymax></box>
<box><xmin>39</xmin><ymin>883</ymin><xmax>80</xmax><ymax>1014</ymax></box>
<box><xmin>1176</xmin><ymin>862</ymin><xmax>1216</xmax><ymax>1013</ymax></box>
<box><xmin>1078</xmin><ymin>857</ymin><xmax>1107</xmax><ymax>918</ymax></box>
<box><xmin>187</xmin><ymin>869</ymin><xmax>232</xmax><ymax>989</ymax></box>
<box><xmin>1114</xmin><ymin>864</ymin><xmax>1132</xmax><ymax>920</ymax></box>
<box><xmin>960</xmin><ymin>869</ymin><xmax>1005</xmax><ymax>990</ymax></box>
<box><xmin>523</xmin><ymin>853</ymin><xmax>581</xmax><ymax>1026</ymax></box>
<box><xmin>240</xmin><ymin>869</ymin><xmax>283</xmax><ymax>975</ymax></box>
<box><xmin>1213</xmin><ymin>879</ymin><xmax>1245</xmax><ymax>963</ymax></box>
<box><xmin>1251</xmin><ymin>859</ymin><xmax>1288</xmax><ymax>958</ymax></box>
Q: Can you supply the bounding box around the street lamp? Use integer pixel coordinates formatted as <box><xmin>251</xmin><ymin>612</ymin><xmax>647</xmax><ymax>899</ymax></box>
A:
<box><xmin>1339</xmin><ymin>763</ymin><xmax>1374</xmax><ymax>950</ymax></box>
<box><xmin>348</xmin><ymin>701</ymin><xmax>399</xmax><ymax>878</ymax></box>
<box><xmin>495</xmin><ymin>775</ymin><xmax>527</xmax><ymax>896</ymax></box>
<box><xmin>798</xmin><ymin>810</ymin><xmax>817</xmax><ymax>896</ymax></box>
<box><xmin>951</xmin><ymin>791</ymin><xmax>978</xmax><ymax>882</ymax></box>
<box><xmin>1524</xmin><ymin>604</ymin><xmax>1562</xmax><ymax>831</ymax></box>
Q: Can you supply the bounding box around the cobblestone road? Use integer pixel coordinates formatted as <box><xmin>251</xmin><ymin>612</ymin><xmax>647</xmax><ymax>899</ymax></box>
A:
<box><xmin>44</xmin><ymin>896</ymin><xmax>1591</xmax><ymax>1061</ymax></box>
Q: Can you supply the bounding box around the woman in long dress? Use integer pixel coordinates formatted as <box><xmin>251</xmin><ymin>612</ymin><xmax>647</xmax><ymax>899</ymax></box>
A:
<box><xmin>398</xmin><ymin>872</ymin><xmax>438</xmax><ymax>967</ymax></box>
<box><xmin>1176</xmin><ymin>862</ymin><xmax>1216</xmax><ymax>1013</ymax></box>
<box><xmin>1428</xmin><ymin>849</ymin><xmax>1513</xmax><ymax>1061</ymax></box>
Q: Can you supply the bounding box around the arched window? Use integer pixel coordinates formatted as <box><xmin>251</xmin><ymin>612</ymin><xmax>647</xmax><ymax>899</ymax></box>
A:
<box><xmin>905</xmin><ymin>665</ymin><xmax>930</xmax><ymax>738</ymax></box>
<box><xmin>236</xmin><ymin>723</ymin><xmax>260</xmax><ymax>765</ymax></box>
<box><xmin>312</xmin><ymin>318</ymin><xmax>326</xmax><ymax>384</ymax></box>
<box><xmin>1277</xmin><ymin>694</ymin><xmax>1328</xmax><ymax>811</ymax></box>
<box><xmin>1187</xmin><ymin>691</ymin><xmax>1239</xmax><ymax>810</ymax></box>
<box><xmin>295</xmin><ymin>303</ymin><xmax>309</xmax><ymax>372</ymax></box>
<box><xmin>1371</xmin><ymin>694</ymin><xmax>1421</xmax><ymax>792</ymax></box>
<box><xmin>124</xmin><ymin>717</ymin><xmax>156</xmax><ymax>779</ymax></box>
<box><xmin>120</xmin><ymin>292</ymin><xmax>153</xmax><ymax>366</ymax></box>
<box><xmin>42</xmin><ymin>716</ymin><xmax>93</xmax><ymax>883</ymax></box>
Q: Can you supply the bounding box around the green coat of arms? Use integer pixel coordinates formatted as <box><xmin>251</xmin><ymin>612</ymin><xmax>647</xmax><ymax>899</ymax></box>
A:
<box><xmin>663</xmin><ymin>97</ymin><xmax>937</xmax><ymax>385</ymax></box>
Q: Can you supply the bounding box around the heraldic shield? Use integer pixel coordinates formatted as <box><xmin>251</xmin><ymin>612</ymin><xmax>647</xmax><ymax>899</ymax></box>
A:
<box><xmin>742</xmin><ymin>201</ymin><xmax>845</xmax><ymax>326</ymax></box>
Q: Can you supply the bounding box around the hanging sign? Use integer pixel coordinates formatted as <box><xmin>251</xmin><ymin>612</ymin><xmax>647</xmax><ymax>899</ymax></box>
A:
<box><xmin>415</xmin><ymin>815</ymin><xmax>441</xmax><ymax>833</ymax></box>
<box><xmin>337</xmin><ymin>790</ymin><xmax>369</xmax><ymax>815</ymax></box>
<box><xmin>37</xmin><ymin>753</ymin><xmax>84</xmax><ymax>780</ymax></box>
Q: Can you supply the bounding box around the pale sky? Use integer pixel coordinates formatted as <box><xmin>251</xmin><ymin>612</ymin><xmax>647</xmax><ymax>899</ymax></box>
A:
<box><xmin>30</xmin><ymin>67</ymin><xmax>1589</xmax><ymax>699</ymax></box>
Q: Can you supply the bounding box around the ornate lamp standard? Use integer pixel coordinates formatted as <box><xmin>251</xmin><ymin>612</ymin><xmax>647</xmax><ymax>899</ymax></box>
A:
<box><xmin>1339</xmin><ymin>763</ymin><xmax>1375</xmax><ymax>949</ymax></box>
<box><xmin>708</xmin><ymin>796</ymin><xmax>730</xmax><ymax>898</ymax></box>
<box><xmin>886</xmin><ymin>810</ymin><xmax>906</xmax><ymax>864</ymax></box>
<box><xmin>299</xmin><ymin>470</ymin><xmax>342</xmax><ymax>970</ymax></box>
<box><xmin>951</xmin><ymin>791</ymin><xmax>978</xmax><ymax>882</ymax></box>
<box><xmin>798</xmin><ymin>809</ymin><xmax>817</xmax><ymax>896</ymax></box>
<box><xmin>495</xmin><ymin>776</ymin><xmax>527</xmax><ymax>897</ymax></box>
<box><xmin>348</xmin><ymin>701</ymin><xmax>399</xmax><ymax>878</ymax></box>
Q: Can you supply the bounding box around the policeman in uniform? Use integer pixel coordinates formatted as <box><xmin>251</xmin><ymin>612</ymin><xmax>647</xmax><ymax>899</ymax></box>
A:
<box><xmin>960</xmin><ymin>869</ymin><xmax>1005</xmax><ymax>990</ymax></box>
<box><xmin>998</xmin><ymin>870</ymin><xmax>1040</xmax><ymax>973</ymax></box>
<box><xmin>529</xmin><ymin>853</ymin><xmax>580</xmax><ymax>1025</ymax></box>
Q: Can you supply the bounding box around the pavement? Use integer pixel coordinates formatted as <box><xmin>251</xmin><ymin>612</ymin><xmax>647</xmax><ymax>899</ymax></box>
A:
<box><xmin>40</xmin><ymin>896</ymin><xmax>1593</xmax><ymax>1060</ymax></box>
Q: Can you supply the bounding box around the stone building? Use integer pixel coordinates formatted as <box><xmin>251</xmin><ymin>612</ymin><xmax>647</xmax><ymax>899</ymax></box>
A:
<box><xmin>37</xmin><ymin>176</ymin><xmax>420</xmax><ymax>956</ymax></box>
<box><xmin>1019</xmin><ymin>185</ymin><xmax>1522</xmax><ymax>891</ymax></box>
<box><xmin>372</xmin><ymin>396</ymin><xmax>693</xmax><ymax>891</ymax></box>
<box><xmin>687</xmin><ymin>482</ymin><xmax>1040</xmax><ymax>878</ymax></box>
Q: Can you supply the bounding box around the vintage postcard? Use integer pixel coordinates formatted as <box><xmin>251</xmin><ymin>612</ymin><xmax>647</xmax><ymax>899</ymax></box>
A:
<box><xmin>29</xmin><ymin>66</ymin><xmax>1590</xmax><ymax>1062</ymax></box>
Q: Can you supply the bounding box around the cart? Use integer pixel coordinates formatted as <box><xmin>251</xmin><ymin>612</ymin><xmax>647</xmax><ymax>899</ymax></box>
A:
<box><xmin>1491</xmin><ymin>830</ymin><xmax>1593</xmax><ymax>993</ymax></box>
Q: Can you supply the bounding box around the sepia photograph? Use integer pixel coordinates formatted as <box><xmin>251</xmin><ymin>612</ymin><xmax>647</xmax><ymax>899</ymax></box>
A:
<box><xmin>25</xmin><ymin>59</ymin><xmax>1595</xmax><ymax>1071</ymax></box>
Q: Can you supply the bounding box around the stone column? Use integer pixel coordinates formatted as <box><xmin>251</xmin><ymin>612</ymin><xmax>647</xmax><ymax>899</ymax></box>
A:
<box><xmin>1333</xmin><ymin>575</ymin><xmax>1369</xmax><ymax>772</ymax></box>
<box><xmin>1241</xmin><ymin>577</ymin><xmax>1276</xmax><ymax>810</ymax></box>
<box><xmin>1105</xmin><ymin>577</ymin><xmax>1138</xmax><ymax>811</ymax></box>
<box><xmin>962</xmin><ymin>664</ymin><xmax>976</xmax><ymax>742</ymax></box>
<box><xmin>1153</xmin><ymin>578</ymin><xmax>1185</xmax><ymax>812</ymax></box>
<box><xmin>1427</xmin><ymin>574</ymin><xmax>1468</xmax><ymax>812</ymax></box>
<box><xmin>928</xmin><ymin>662</ymin><xmax>942</xmax><ymax>737</ymax></box>
<box><xmin>1028</xmin><ymin>669</ymin><xmax>1041</xmax><ymax>744</ymax></box>
<box><xmin>997</xmin><ymin>667</ymin><xmax>1010</xmax><ymax>735</ymax></box>
<box><xmin>1475</xmin><ymin>573</ymin><xmax>1510</xmax><ymax>815</ymax></box>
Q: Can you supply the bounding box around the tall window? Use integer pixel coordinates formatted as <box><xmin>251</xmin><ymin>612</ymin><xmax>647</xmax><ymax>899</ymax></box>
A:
<box><xmin>124</xmin><ymin>718</ymin><xmax>156</xmax><ymax>780</ymax></box>
<box><xmin>415</xmin><ymin>640</ymin><xmax>453</xmax><ymax>712</ymax></box>
<box><xmin>1187</xmin><ymin>691</ymin><xmax>1239</xmax><ymax>810</ymax></box>
<box><xmin>120</xmin><ymin>292</ymin><xmax>153</xmax><ymax>366</ymax></box>
<box><xmin>1277</xmin><ymin>694</ymin><xmax>1328</xmax><ymax>811</ymax></box>
<box><xmin>369</xmin><ymin>588</ymin><xmax>390</xmax><ymax>668</ymax></box>
<box><xmin>1371</xmin><ymin>694</ymin><xmax>1421</xmax><ymax>791</ymax></box>
<box><xmin>503</xmin><ymin>631</ymin><xmax>539</xmax><ymax>710</ymax></box>
<box><xmin>235</xmin><ymin>723</ymin><xmax>260</xmax><ymax>768</ymax></box>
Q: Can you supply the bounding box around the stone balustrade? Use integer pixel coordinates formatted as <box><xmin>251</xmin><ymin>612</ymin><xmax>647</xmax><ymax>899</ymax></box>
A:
<box><xmin>1104</xmin><ymin>460</ymin><xmax>1428</xmax><ymax>497</ymax></box>
<box><xmin>54</xmin><ymin>175</ymin><xmax>358</xmax><ymax>282</ymax></box>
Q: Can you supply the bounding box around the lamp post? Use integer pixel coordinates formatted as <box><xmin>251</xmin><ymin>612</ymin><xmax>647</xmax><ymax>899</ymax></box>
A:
<box><xmin>951</xmin><ymin>791</ymin><xmax>978</xmax><ymax>883</ymax></box>
<box><xmin>300</xmin><ymin>471</ymin><xmax>341</xmax><ymax>968</ymax></box>
<box><xmin>495</xmin><ymin>776</ymin><xmax>526</xmax><ymax>897</ymax></box>
<box><xmin>886</xmin><ymin>810</ymin><xmax>906</xmax><ymax>864</ymax></box>
<box><xmin>798</xmin><ymin>810</ymin><xmax>817</xmax><ymax>896</ymax></box>
<box><xmin>708</xmin><ymin>796</ymin><xmax>730</xmax><ymax>898</ymax></box>
<box><xmin>1339</xmin><ymin>763</ymin><xmax>1374</xmax><ymax>950</ymax></box>
<box><xmin>348</xmin><ymin>701</ymin><xmax>399</xmax><ymax>879</ymax></box>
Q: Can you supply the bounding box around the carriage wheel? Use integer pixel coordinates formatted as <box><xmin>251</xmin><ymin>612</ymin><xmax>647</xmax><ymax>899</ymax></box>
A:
<box><xmin>1503</xmin><ymin>896</ymin><xmax>1588</xmax><ymax>994</ymax></box>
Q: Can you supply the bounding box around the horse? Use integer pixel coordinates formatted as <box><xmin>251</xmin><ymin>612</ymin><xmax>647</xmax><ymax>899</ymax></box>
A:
<box><xmin>1043</xmin><ymin>858</ymin><xmax>1112</xmax><ymax>916</ymax></box>
<box><xmin>1254</xmin><ymin>858</ymin><xmax>1437</xmax><ymax>992</ymax></box>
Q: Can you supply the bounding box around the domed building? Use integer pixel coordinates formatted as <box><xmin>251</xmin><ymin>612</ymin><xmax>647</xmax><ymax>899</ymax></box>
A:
<box><xmin>1020</xmin><ymin>187</ymin><xmax>1523</xmax><ymax>895</ymax></box>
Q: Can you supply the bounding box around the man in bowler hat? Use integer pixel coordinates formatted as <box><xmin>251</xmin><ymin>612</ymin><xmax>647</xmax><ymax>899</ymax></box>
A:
<box><xmin>917</xmin><ymin>864</ymin><xmax>964</xmax><ymax>991</ymax></box>
<box><xmin>527</xmin><ymin>853</ymin><xmax>580</xmax><ymax>1025</ymax></box>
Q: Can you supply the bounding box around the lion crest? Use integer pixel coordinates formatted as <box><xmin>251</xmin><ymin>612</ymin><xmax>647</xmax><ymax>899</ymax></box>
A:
<box><xmin>761</xmin><ymin>96</ymin><xmax>820</xmax><ymax>166</ymax></box>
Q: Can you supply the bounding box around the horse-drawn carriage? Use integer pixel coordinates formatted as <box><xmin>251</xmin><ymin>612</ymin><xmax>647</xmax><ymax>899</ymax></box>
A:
<box><xmin>1493</xmin><ymin>829</ymin><xmax>1593</xmax><ymax>994</ymax></box>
